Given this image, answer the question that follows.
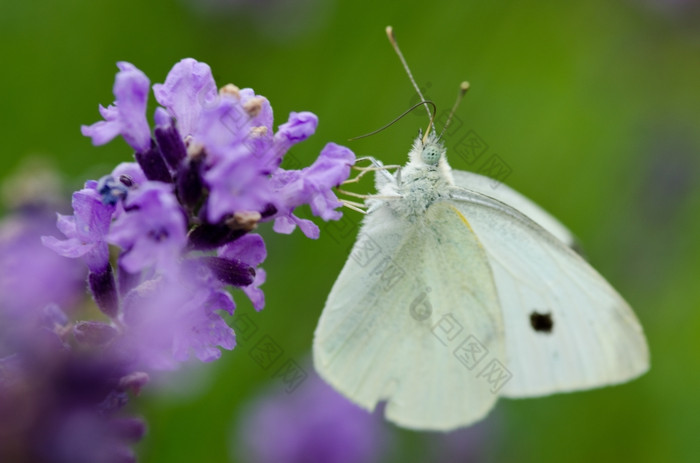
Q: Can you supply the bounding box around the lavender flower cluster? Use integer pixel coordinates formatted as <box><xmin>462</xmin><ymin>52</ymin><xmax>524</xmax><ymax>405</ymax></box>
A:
<box><xmin>0</xmin><ymin>58</ymin><xmax>354</xmax><ymax>462</ymax></box>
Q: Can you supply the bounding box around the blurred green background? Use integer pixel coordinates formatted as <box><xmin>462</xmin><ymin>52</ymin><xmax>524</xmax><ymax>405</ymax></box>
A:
<box><xmin>2</xmin><ymin>0</ymin><xmax>699</xmax><ymax>462</ymax></box>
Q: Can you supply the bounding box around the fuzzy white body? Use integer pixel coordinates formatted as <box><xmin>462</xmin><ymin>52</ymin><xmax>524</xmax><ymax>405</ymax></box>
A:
<box><xmin>376</xmin><ymin>136</ymin><xmax>456</xmax><ymax>219</ymax></box>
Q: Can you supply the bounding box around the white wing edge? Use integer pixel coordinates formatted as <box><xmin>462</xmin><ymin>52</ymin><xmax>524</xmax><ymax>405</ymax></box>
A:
<box><xmin>450</xmin><ymin>169</ymin><xmax>578</xmax><ymax>249</ymax></box>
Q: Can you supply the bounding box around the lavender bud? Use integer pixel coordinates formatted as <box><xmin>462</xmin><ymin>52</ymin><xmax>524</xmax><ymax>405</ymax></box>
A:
<box><xmin>134</xmin><ymin>141</ymin><xmax>172</xmax><ymax>183</ymax></box>
<box><xmin>188</xmin><ymin>223</ymin><xmax>245</xmax><ymax>250</ymax></box>
<box><xmin>154</xmin><ymin>122</ymin><xmax>187</xmax><ymax>170</ymax></box>
<box><xmin>88</xmin><ymin>265</ymin><xmax>119</xmax><ymax>318</ymax></box>
<box><xmin>198</xmin><ymin>256</ymin><xmax>255</xmax><ymax>287</ymax></box>
<box><xmin>176</xmin><ymin>158</ymin><xmax>204</xmax><ymax>209</ymax></box>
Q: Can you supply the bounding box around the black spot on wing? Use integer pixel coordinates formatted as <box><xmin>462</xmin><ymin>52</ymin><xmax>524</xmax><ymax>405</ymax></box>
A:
<box><xmin>530</xmin><ymin>311</ymin><xmax>553</xmax><ymax>333</ymax></box>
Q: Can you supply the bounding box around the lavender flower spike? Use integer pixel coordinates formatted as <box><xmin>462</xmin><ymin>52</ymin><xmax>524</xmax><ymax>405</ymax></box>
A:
<box><xmin>81</xmin><ymin>62</ymin><xmax>152</xmax><ymax>154</ymax></box>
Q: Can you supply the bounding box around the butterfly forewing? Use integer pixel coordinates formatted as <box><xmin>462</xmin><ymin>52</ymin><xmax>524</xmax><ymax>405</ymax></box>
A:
<box><xmin>449</xmin><ymin>187</ymin><xmax>649</xmax><ymax>397</ymax></box>
<box><xmin>450</xmin><ymin>169</ymin><xmax>576</xmax><ymax>248</ymax></box>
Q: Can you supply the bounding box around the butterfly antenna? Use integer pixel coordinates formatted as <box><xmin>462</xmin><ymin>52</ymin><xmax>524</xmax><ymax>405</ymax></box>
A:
<box><xmin>438</xmin><ymin>81</ymin><xmax>470</xmax><ymax>140</ymax></box>
<box><xmin>386</xmin><ymin>26</ymin><xmax>433</xmax><ymax>125</ymax></box>
<box><xmin>348</xmin><ymin>100</ymin><xmax>437</xmax><ymax>141</ymax></box>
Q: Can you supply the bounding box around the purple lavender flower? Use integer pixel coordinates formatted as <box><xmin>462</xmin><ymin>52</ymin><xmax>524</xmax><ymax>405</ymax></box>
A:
<box><xmin>235</xmin><ymin>366</ymin><xmax>393</xmax><ymax>463</ymax></box>
<box><xmin>1</xmin><ymin>203</ymin><xmax>144</xmax><ymax>463</ymax></box>
<box><xmin>153</xmin><ymin>58</ymin><xmax>218</xmax><ymax>138</ymax></box>
<box><xmin>0</xmin><ymin>331</ymin><xmax>146</xmax><ymax>463</ymax></box>
<box><xmin>44</xmin><ymin>57</ymin><xmax>354</xmax><ymax>370</ymax></box>
<box><xmin>81</xmin><ymin>62</ymin><xmax>151</xmax><ymax>154</ymax></box>
<box><xmin>119</xmin><ymin>268</ymin><xmax>234</xmax><ymax>370</ymax></box>
<box><xmin>423</xmin><ymin>418</ymin><xmax>499</xmax><ymax>463</ymax></box>
<box><xmin>193</xmin><ymin>89</ymin><xmax>273</xmax><ymax>162</ymax></box>
<box><xmin>0</xmin><ymin>207</ymin><xmax>84</xmax><ymax>325</ymax></box>
<box><xmin>116</xmin><ymin>233</ymin><xmax>266</xmax><ymax>370</ymax></box>
<box><xmin>274</xmin><ymin>111</ymin><xmax>319</xmax><ymax>153</ymax></box>
<box><xmin>8</xmin><ymin>56</ymin><xmax>357</xmax><ymax>463</ymax></box>
<box><xmin>41</xmin><ymin>183</ymin><xmax>120</xmax><ymax>317</ymax></box>
<box><xmin>204</xmin><ymin>153</ymin><xmax>276</xmax><ymax>223</ymax></box>
<box><xmin>153</xmin><ymin>108</ymin><xmax>188</xmax><ymax>171</ymax></box>
<box><xmin>41</xmin><ymin>184</ymin><xmax>114</xmax><ymax>273</ymax></box>
<box><xmin>219</xmin><ymin>233</ymin><xmax>267</xmax><ymax>311</ymax></box>
<box><xmin>107</xmin><ymin>182</ymin><xmax>187</xmax><ymax>275</ymax></box>
<box><xmin>269</xmin><ymin>143</ymin><xmax>355</xmax><ymax>238</ymax></box>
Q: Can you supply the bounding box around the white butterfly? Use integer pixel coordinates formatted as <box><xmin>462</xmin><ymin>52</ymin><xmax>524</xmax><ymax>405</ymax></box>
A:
<box><xmin>312</xmin><ymin>28</ymin><xmax>649</xmax><ymax>431</ymax></box>
<box><xmin>312</xmin><ymin>130</ymin><xmax>649</xmax><ymax>431</ymax></box>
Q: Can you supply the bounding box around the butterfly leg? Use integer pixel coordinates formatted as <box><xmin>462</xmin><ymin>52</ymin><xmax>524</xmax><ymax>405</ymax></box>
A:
<box><xmin>343</xmin><ymin>156</ymin><xmax>400</xmax><ymax>185</ymax></box>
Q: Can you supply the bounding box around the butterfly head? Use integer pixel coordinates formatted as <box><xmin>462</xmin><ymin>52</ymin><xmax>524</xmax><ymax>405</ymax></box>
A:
<box><xmin>411</xmin><ymin>131</ymin><xmax>446</xmax><ymax>167</ymax></box>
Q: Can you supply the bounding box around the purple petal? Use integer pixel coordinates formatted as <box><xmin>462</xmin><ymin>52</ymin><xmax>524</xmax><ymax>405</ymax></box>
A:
<box><xmin>272</xmin><ymin>215</ymin><xmax>297</xmax><ymax>234</ymax></box>
<box><xmin>273</xmin><ymin>214</ymin><xmax>319</xmax><ymax>239</ymax></box>
<box><xmin>273</xmin><ymin>111</ymin><xmax>318</xmax><ymax>153</ymax></box>
<box><xmin>309</xmin><ymin>189</ymin><xmax>343</xmax><ymax>221</ymax></box>
<box><xmin>72</xmin><ymin>188</ymin><xmax>114</xmax><ymax>240</ymax></box>
<box><xmin>218</xmin><ymin>233</ymin><xmax>267</xmax><ymax>267</ymax></box>
<box><xmin>206</xmin><ymin>288</ymin><xmax>236</xmax><ymax>316</ymax></box>
<box><xmin>55</xmin><ymin>213</ymin><xmax>76</xmax><ymax>236</ymax></box>
<box><xmin>242</xmin><ymin>268</ymin><xmax>266</xmax><ymax>311</ymax></box>
<box><xmin>154</xmin><ymin>107</ymin><xmax>171</xmax><ymax>127</ymax></box>
<box><xmin>41</xmin><ymin>235</ymin><xmax>94</xmax><ymax>258</ymax></box>
<box><xmin>81</xmin><ymin>62</ymin><xmax>151</xmax><ymax>153</ymax></box>
<box><xmin>113</xmin><ymin>62</ymin><xmax>152</xmax><ymax>153</ymax></box>
<box><xmin>107</xmin><ymin>182</ymin><xmax>187</xmax><ymax>274</ymax></box>
<box><xmin>295</xmin><ymin>217</ymin><xmax>320</xmax><ymax>239</ymax></box>
<box><xmin>204</xmin><ymin>155</ymin><xmax>274</xmax><ymax>223</ymax></box>
<box><xmin>153</xmin><ymin>58</ymin><xmax>218</xmax><ymax>138</ymax></box>
<box><xmin>81</xmin><ymin>107</ymin><xmax>121</xmax><ymax>146</ymax></box>
<box><xmin>266</xmin><ymin>143</ymin><xmax>355</xmax><ymax>234</ymax></box>
<box><xmin>119</xmin><ymin>270</ymin><xmax>236</xmax><ymax>370</ymax></box>
<box><xmin>194</xmin><ymin>95</ymin><xmax>273</xmax><ymax>165</ymax></box>
<box><xmin>2</xmin><ymin>211</ymin><xmax>85</xmax><ymax>322</ymax></box>
<box><xmin>304</xmin><ymin>142</ymin><xmax>356</xmax><ymax>188</ymax></box>
<box><xmin>236</xmin><ymin>366</ymin><xmax>392</xmax><ymax>463</ymax></box>
<box><xmin>42</xmin><ymin>186</ymin><xmax>114</xmax><ymax>272</ymax></box>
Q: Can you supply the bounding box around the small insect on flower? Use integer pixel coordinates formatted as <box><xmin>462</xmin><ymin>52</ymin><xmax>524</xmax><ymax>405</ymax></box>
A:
<box><xmin>313</xmin><ymin>26</ymin><xmax>649</xmax><ymax>431</ymax></box>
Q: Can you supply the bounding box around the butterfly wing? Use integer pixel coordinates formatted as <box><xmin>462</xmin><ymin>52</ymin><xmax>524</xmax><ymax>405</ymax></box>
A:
<box><xmin>450</xmin><ymin>169</ymin><xmax>577</xmax><ymax>248</ymax></box>
<box><xmin>449</xmin><ymin>187</ymin><xmax>649</xmax><ymax>397</ymax></box>
<box><xmin>314</xmin><ymin>201</ymin><xmax>506</xmax><ymax>430</ymax></box>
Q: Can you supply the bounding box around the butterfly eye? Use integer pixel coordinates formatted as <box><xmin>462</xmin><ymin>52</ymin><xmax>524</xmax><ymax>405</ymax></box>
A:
<box><xmin>421</xmin><ymin>145</ymin><xmax>441</xmax><ymax>165</ymax></box>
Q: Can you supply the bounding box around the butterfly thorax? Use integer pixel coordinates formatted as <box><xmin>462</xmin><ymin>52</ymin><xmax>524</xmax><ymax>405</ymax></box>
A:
<box><xmin>378</xmin><ymin>134</ymin><xmax>455</xmax><ymax>220</ymax></box>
